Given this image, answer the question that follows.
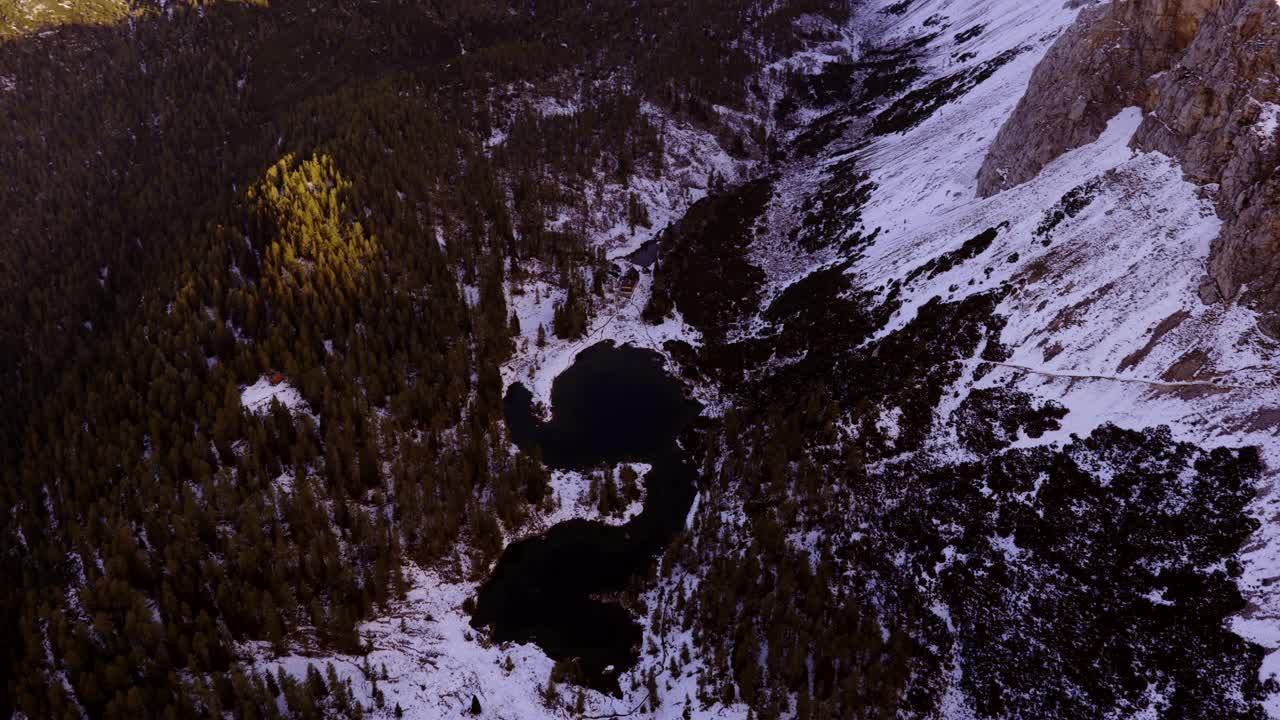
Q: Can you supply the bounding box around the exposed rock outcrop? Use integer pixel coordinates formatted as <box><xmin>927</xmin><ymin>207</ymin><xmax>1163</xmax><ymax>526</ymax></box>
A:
<box><xmin>1130</xmin><ymin>0</ymin><xmax>1280</xmax><ymax>325</ymax></box>
<box><xmin>979</xmin><ymin>0</ymin><xmax>1280</xmax><ymax>328</ymax></box>
<box><xmin>976</xmin><ymin>0</ymin><xmax>1217</xmax><ymax>198</ymax></box>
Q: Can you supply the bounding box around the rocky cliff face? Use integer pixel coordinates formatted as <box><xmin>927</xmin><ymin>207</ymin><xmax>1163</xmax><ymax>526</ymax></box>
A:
<box><xmin>978</xmin><ymin>0</ymin><xmax>1280</xmax><ymax>328</ymax></box>
<box><xmin>1131</xmin><ymin>0</ymin><xmax>1280</xmax><ymax>326</ymax></box>
<box><xmin>975</xmin><ymin>0</ymin><xmax>1217</xmax><ymax>197</ymax></box>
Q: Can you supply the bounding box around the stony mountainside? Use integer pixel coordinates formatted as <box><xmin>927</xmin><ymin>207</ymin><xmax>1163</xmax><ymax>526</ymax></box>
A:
<box><xmin>975</xmin><ymin>0</ymin><xmax>1218</xmax><ymax>197</ymax></box>
<box><xmin>979</xmin><ymin>0</ymin><xmax>1280</xmax><ymax>331</ymax></box>
<box><xmin>1134</xmin><ymin>0</ymin><xmax>1280</xmax><ymax>324</ymax></box>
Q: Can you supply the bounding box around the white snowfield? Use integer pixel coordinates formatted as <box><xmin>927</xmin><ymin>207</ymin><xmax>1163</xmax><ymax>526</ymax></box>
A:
<box><xmin>240</xmin><ymin>376</ymin><xmax>308</xmax><ymax>415</ymax></box>
<box><xmin>254</xmin><ymin>568</ymin><xmax>578</xmax><ymax>720</ymax></box>
<box><xmin>249</xmin><ymin>0</ymin><xmax>1280</xmax><ymax>716</ymax></box>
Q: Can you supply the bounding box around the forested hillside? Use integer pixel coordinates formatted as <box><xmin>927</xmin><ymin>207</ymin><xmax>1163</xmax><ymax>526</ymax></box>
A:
<box><xmin>0</xmin><ymin>1</ymin><xmax>855</xmax><ymax>717</ymax></box>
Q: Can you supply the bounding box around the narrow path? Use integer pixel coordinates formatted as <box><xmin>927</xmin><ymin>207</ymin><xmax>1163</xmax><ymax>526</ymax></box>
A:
<box><xmin>988</xmin><ymin>361</ymin><xmax>1262</xmax><ymax>392</ymax></box>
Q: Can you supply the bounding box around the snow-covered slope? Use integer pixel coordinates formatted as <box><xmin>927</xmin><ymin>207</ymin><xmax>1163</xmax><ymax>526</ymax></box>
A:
<box><xmin>749</xmin><ymin>0</ymin><xmax>1280</xmax><ymax>714</ymax></box>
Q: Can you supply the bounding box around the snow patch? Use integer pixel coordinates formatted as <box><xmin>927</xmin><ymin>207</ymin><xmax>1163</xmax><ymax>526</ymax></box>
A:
<box><xmin>1255</xmin><ymin>101</ymin><xmax>1280</xmax><ymax>144</ymax></box>
<box><xmin>241</xmin><ymin>376</ymin><xmax>308</xmax><ymax>415</ymax></box>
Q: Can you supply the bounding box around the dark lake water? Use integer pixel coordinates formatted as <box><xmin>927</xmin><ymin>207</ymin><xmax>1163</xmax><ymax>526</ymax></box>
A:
<box><xmin>626</xmin><ymin>238</ymin><xmax>659</xmax><ymax>267</ymax></box>
<box><xmin>471</xmin><ymin>341</ymin><xmax>701</xmax><ymax>693</ymax></box>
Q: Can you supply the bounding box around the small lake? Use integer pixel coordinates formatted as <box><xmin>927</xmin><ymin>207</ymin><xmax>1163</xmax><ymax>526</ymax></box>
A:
<box><xmin>626</xmin><ymin>238</ymin><xmax>659</xmax><ymax>268</ymax></box>
<box><xmin>471</xmin><ymin>341</ymin><xmax>701</xmax><ymax>693</ymax></box>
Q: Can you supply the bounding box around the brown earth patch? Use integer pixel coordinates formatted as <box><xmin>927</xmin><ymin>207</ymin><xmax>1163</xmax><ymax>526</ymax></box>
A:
<box><xmin>1161</xmin><ymin>348</ymin><xmax>1212</xmax><ymax>382</ymax></box>
<box><xmin>1118</xmin><ymin>310</ymin><xmax>1191</xmax><ymax>372</ymax></box>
